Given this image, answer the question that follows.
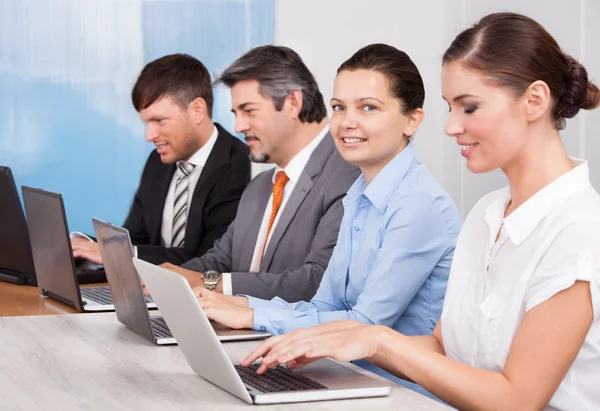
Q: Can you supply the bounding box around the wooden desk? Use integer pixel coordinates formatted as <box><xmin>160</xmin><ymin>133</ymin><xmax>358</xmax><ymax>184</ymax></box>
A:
<box><xmin>0</xmin><ymin>281</ymin><xmax>86</xmax><ymax>317</ymax></box>
<box><xmin>0</xmin><ymin>313</ymin><xmax>451</xmax><ymax>410</ymax></box>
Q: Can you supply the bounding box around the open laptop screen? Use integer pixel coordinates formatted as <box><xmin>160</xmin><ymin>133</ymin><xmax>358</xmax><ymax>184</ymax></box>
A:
<box><xmin>94</xmin><ymin>219</ymin><xmax>154</xmax><ymax>338</ymax></box>
<box><xmin>0</xmin><ymin>167</ymin><xmax>36</xmax><ymax>284</ymax></box>
<box><xmin>21</xmin><ymin>186</ymin><xmax>83</xmax><ymax>310</ymax></box>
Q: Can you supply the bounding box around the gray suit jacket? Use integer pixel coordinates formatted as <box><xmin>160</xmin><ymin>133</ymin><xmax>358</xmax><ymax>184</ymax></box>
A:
<box><xmin>181</xmin><ymin>133</ymin><xmax>360</xmax><ymax>301</ymax></box>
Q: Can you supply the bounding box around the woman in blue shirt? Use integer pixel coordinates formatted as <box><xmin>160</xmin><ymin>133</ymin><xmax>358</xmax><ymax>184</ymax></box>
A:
<box><xmin>195</xmin><ymin>43</ymin><xmax>461</xmax><ymax>390</ymax></box>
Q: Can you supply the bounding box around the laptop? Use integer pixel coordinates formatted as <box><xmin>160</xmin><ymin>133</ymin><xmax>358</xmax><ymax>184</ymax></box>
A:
<box><xmin>0</xmin><ymin>166</ymin><xmax>37</xmax><ymax>285</ymax></box>
<box><xmin>93</xmin><ymin>218</ymin><xmax>268</xmax><ymax>344</ymax></box>
<box><xmin>20</xmin><ymin>186</ymin><xmax>153</xmax><ymax>312</ymax></box>
<box><xmin>134</xmin><ymin>258</ymin><xmax>392</xmax><ymax>405</ymax></box>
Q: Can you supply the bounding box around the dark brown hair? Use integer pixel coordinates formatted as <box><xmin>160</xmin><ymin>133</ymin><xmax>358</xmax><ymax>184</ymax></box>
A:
<box><xmin>337</xmin><ymin>43</ymin><xmax>425</xmax><ymax>114</ymax></box>
<box><xmin>217</xmin><ymin>45</ymin><xmax>327</xmax><ymax>123</ymax></box>
<box><xmin>443</xmin><ymin>12</ymin><xmax>600</xmax><ymax>130</ymax></box>
<box><xmin>132</xmin><ymin>53</ymin><xmax>213</xmax><ymax>117</ymax></box>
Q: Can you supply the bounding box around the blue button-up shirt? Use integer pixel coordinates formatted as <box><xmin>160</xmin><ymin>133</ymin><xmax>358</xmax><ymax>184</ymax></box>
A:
<box><xmin>246</xmin><ymin>143</ymin><xmax>462</xmax><ymax>339</ymax></box>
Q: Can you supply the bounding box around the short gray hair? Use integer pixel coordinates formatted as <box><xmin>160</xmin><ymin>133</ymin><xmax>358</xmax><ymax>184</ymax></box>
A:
<box><xmin>216</xmin><ymin>45</ymin><xmax>327</xmax><ymax>123</ymax></box>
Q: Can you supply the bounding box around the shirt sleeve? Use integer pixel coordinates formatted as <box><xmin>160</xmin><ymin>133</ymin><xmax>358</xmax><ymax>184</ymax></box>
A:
<box><xmin>525</xmin><ymin>222</ymin><xmax>600</xmax><ymax>318</ymax></box>
<box><xmin>240</xmin><ymin>247</ymin><xmax>349</xmax><ymax>335</ymax></box>
<box><xmin>221</xmin><ymin>273</ymin><xmax>232</xmax><ymax>296</ymax></box>
<box><xmin>243</xmin><ymin>191</ymin><xmax>455</xmax><ymax>336</ymax></box>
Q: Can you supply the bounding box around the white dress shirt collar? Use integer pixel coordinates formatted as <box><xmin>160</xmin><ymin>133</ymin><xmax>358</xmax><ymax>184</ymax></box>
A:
<box><xmin>484</xmin><ymin>159</ymin><xmax>591</xmax><ymax>246</ymax></box>
<box><xmin>272</xmin><ymin>124</ymin><xmax>329</xmax><ymax>184</ymax></box>
<box><xmin>186</xmin><ymin>125</ymin><xmax>218</xmax><ymax>168</ymax></box>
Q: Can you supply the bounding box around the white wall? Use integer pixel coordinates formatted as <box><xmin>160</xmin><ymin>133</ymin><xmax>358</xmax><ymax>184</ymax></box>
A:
<box><xmin>274</xmin><ymin>0</ymin><xmax>600</xmax><ymax>216</ymax></box>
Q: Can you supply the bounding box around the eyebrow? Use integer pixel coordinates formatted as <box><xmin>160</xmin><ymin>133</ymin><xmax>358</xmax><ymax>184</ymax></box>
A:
<box><xmin>442</xmin><ymin>93</ymin><xmax>477</xmax><ymax>103</ymax></box>
<box><xmin>231</xmin><ymin>102</ymin><xmax>257</xmax><ymax>113</ymax></box>
<box><xmin>146</xmin><ymin>116</ymin><xmax>165</xmax><ymax>122</ymax></box>
<box><xmin>330</xmin><ymin>97</ymin><xmax>385</xmax><ymax>105</ymax></box>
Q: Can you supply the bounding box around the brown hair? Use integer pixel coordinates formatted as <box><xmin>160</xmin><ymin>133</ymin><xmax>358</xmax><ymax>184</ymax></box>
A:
<box><xmin>443</xmin><ymin>12</ymin><xmax>600</xmax><ymax>130</ymax></box>
<box><xmin>217</xmin><ymin>45</ymin><xmax>327</xmax><ymax>123</ymax></box>
<box><xmin>132</xmin><ymin>53</ymin><xmax>213</xmax><ymax>117</ymax></box>
<box><xmin>337</xmin><ymin>43</ymin><xmax>425</xmax><ymax>114</ymax></box>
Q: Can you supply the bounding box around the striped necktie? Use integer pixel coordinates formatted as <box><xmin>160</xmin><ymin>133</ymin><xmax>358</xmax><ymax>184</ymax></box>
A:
<box><xmin>172</xmin><ymin>161</ymin><xmax>195</xmax><ymax>248</ymax></box>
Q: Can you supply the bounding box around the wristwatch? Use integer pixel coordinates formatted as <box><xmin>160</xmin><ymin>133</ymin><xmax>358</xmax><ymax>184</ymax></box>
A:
<box><xmin>203</xmin><ymin>270</ymin><xmax>222</xmax><ymax>291</ymax></box>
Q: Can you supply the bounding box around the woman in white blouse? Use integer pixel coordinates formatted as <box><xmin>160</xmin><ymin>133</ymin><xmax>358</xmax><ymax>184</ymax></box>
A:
<box><xmin>239</xmin><ymin>12</ymin><xmax>600</xmax><ymax>411</ymax></box>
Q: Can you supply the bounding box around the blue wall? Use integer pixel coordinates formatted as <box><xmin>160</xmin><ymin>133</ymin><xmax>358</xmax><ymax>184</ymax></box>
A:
<box><xmin>0</xmin><ymin>0</ymin><xmax>274</xmax><ymax>234</ymax></box>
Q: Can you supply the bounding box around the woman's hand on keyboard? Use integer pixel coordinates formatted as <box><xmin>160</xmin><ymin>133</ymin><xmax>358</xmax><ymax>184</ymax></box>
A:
<box><xmin>241</xmin><ymin>321</ymin><xmax>381</xmax><ymax>374</ymax></box>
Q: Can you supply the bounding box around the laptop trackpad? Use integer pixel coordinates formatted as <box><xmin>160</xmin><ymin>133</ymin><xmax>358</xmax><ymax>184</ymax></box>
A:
<box><xmin>293</xmin><ymin>359</ymin><xmax>387</xmax><ymax>389</ymax></box>
<box><xmin>211</xmin><ymin>321</ymin><xmax>270</xmax><ymax>341</ymax></box>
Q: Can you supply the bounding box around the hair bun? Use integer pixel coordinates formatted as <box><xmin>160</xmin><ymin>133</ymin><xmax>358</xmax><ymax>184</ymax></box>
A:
<box><xmin>560</xmin><ymin>55</ymin><xmax>600</xmax><ymax>118</ymax></box>
<box><xmin>559</xmin><ymin>55</ymin><xmax>589</xmax><ymax>118</ymax></box>
<box><xmin>583</xmin><ymin>82</ymin><xmax>600</xmax><ymax>111</ymax></box>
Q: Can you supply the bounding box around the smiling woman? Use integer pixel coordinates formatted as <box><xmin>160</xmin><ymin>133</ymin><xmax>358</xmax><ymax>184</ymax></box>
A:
<box><xmin>330</xmin><ymin>44</ymin><xmax>426</xmax><ymax>184</ymax></box>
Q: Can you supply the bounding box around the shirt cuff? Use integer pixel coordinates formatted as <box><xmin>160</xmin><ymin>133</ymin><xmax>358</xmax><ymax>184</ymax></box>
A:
<box><xmin>242</xmin><ymin>295</ymin><xmax>275</xmax><ymax>310</ymax></box>
<box><xmin>252</xmin><ymin>306</ymin><xmax>272</xmax><ymax>334</ymax></box>
<box><xmin>221</xmin><ymin>273</ymin><xmax>232</xmax><ymax>296</ymax></box>
<box><xmin>134</xmin><ymin>246</ymin><xmax>138</xmax><ymax>258</ymax></box>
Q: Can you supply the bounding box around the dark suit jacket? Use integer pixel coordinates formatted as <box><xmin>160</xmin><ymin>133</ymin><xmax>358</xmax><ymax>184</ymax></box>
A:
<box><xmin>182</xmin><ymin>133</ymin><xmax>361</xmax><ymax>302</ymax></box>
<box><xmin>123</xmin><ymin>123</ymin><xmax>250</xmax><ymax>265</ymax></box>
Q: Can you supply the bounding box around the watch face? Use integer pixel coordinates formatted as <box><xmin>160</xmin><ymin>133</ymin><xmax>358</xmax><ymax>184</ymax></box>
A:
<box><xmin>204</xmin><ymin>270</ymin><xmax>220</xmax><ymax>281</ymax></box>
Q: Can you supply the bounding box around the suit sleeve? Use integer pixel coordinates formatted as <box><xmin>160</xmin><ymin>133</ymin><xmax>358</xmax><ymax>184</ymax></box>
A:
<box><xmin>180</xmin><ymin>169</ymin><xmax>265</xmax><ymax>273</ymax></box>
<box><xmin>122</xmin><ymin>154</ymin><xmax>153</xmax><ymax>245</ymax></box>
<box><xmin>193</xmin><ymin>145</ymin><xmax>250</xmax><ymax>258</ymax></box>
<box><xmin>229</xmin><ymin>163</ymin><xmax>361</xmax><ymax>301</ymax></box>
<box><xmin>180</xmin><ymin>216</ymin><xmax>236</xmax><ymax>273</ymax></box>
<box><xmin>135</xmin><ymin>146</ymin><xmax>250</xmax><ymax>265</ymax></box>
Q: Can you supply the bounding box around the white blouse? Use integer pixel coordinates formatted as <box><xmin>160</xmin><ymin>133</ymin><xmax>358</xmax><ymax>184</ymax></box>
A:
<box><xmin>441</xmin><ymin>161</ymin><xmax>600</xmax><ymax>411</ymax></box>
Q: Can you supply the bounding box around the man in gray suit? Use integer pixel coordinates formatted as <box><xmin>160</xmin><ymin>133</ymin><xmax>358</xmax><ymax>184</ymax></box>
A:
<box><xmin>161</xmin><ymin>45</ymin><xmax>359</xmax><ymax>302</ymax></box>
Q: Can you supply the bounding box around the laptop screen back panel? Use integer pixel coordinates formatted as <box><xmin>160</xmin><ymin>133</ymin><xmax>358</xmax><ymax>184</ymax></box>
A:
<box><xmin>94</xmin><ymin>219</ymin><xmax>155</xmax><ymax>342</ymax></box>
<box><xmin>0</xmin><ymin>167</ymin><xmax>36</xmax><ymax>284</ymax></box>
<box><xmin>21</xmin><ymin>187</ymin><xmax>83</xmax><ymax>311</ymax></box>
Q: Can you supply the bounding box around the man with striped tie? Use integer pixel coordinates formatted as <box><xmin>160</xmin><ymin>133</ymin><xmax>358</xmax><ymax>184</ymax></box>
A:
<box><xmin>71</xmin><ymin>54</ymin><xmax>251</xmax><ymax>266</ymax></box>
<box><xmin>161</xmin><ymin>46</ymin><xmax>360</xmax><ymax>303</ymax></box>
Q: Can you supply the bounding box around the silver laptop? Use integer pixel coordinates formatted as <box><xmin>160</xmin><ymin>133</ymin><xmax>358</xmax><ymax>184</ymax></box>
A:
<box><xmin>95</xmin><ymin>219</ymin><xmax>270</xmax><ymax>344</ymax></box>
<box><xmin>134</xmin><ymin>258</ymin><xmax>392</xmax><ymax>405</ymax></box>
<box><xmin>21</xmin><ymin>186</ymin><xmax>120</xmax><ymax>312</ymax></box>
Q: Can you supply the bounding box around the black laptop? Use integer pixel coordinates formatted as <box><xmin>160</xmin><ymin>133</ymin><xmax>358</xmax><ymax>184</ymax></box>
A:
<box><xmin>0</xmin><ymin>166</ymin><xmax>37</xmax><ymax>285</ymax></box>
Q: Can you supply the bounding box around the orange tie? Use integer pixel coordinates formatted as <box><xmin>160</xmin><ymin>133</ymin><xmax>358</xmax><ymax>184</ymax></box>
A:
<box><xmin>260</xmin><ymin>171</ymin><xmax>289</xmax><ymax>264</ymax></box>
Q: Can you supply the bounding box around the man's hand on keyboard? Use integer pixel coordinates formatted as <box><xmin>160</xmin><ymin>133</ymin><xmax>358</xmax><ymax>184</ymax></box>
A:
<box><xmin>72</xmin><ymin>239</ymin><xmax>103</xmax><ymax>265</ymax></box>
<box><xmin>195</xmin><ymin>289</ymin><xmax>253</xmax><ymax>330</ymax></box>
<box><xmin>159</xmin><ymin>263</ymin><xmax>206</xmax><ymax>289</ymax></box>
<box><xmin>196</xmin><ymin>287</ymin><xmax>248</xmax><ymax>307</ymax></box>
<box><xmin>140</xmin><ymin>277</ymin><xmax>150</xmax><ymax>296</ymax></box>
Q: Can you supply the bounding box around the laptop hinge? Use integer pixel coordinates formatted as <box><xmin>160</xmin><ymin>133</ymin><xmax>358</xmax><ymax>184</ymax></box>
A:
<box><xmin>43</xmin><ymin>290</ymin><xmax>77</xmax><ymax>309</ymax></box>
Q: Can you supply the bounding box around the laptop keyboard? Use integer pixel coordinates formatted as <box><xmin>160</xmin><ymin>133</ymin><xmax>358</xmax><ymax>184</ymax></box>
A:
<box><xmin>235</xmin><ymin>364</ymin><xmax>328</xmax><ymax>393</ymax></box>
<box><xmin>79</xmin><ymin>286</ymin><xmax>153</xmax><ymax>306</ymax></box>
<box><xmin>150</xmin><ymin>317</ymin><xmax>173</xmax><ymax>338</ymax></box>
<box><xmin>80</xmin><ymin>286</ymin><xmax>113</xmax><ymax>305</ymax></box>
